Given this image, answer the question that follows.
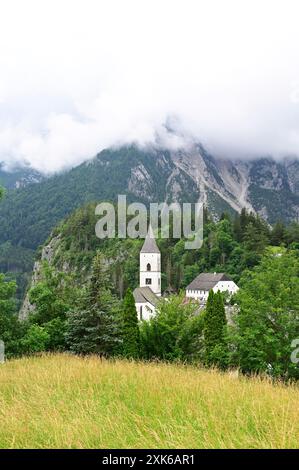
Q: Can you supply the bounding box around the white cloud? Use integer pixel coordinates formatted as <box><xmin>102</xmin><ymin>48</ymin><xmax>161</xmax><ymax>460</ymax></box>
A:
<box><xmin>0</xmin><ymin>0</ymin><xmax>299</xmax><ymax>172</ymax></box>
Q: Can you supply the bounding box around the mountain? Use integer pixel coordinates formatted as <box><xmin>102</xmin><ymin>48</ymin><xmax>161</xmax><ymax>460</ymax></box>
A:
<box><xmin>0</xmin><ymin>163</ymin><xmax>43</xmax><ymax>189</ymax></box>
<box><xmin>0</xmin><ymin>144</ymin><xmax>299</xmax><ymax>307</ymax></box>
<box><xmin>0</xmin><ymin>145</ymin><xmax>298</xmax><ymax>252</ymax></box>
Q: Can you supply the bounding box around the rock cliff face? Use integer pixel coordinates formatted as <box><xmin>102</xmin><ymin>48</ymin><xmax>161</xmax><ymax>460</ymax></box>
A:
<box><xmin>123</xmin><ymin>145</ymin><xmax>299</xmax><ymax>222</ymax></box>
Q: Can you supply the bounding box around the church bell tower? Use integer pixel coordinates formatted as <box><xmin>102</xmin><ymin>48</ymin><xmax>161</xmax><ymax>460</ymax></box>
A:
<box><xmin>139</xmin><ymin>225</ymin><xmax>161</xmax><ymax>296</ymax></box>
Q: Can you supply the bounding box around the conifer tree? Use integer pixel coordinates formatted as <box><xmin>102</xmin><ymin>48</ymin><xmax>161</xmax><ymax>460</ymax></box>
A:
<box><xmin>203</xmin><ymin>290</ymin><xmax>214</xmax><ymax>353</ymax></box>
<box><xmin>120</xmin><ymin>288</ymin><xmax>140</xmax><ymax>359</ymax></box>
<box><xmin>66</xmin><ymin>252</ymin><xmax>120</xmax><ymax>355</ymax></box>
<box><xmin>214</xmin><ymin>291</ymin><xmax>227</xmax><ymax>333</ymax></box>
<box><xmin>203</xmin><ymin>290</ymin><xmax>227</xmax><ymax>366</ymax></box>
<box><xmin>233</xmin><ymin>214</ymin><xmax>242</xmax><ymax>242</ymax></box>
<box><xmin>270</xmin><ymin>221</ymin><xmax>285</xmax><ymax>246</ymax></box>
<box><xmin>239</xmin><ymin>207</ymin><xmax>248</xmax><ymax>239</ymax></box>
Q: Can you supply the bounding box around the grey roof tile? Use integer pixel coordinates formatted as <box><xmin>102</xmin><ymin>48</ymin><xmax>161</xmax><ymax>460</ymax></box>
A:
<box><xmin>133</xmin><ymin>287</ymin><xmax>159</xmax><ymax>306</ymax></box>
<box><xmin>186</xmin><ymin>272</ymin><xmax>231</xmax><ymax>291</ymax></box>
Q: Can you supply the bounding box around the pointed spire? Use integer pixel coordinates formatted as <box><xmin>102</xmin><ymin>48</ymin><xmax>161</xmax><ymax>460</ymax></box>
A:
<box><xmin>141</xmin><ymin>224</ymin><xmax>160</xmax><ymax>253</ymax></box>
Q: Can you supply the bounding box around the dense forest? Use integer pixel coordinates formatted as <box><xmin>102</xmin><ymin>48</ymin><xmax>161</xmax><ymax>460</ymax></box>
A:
<box><xmin>0</xmin><ymin>146</ymin><xmax>195</xmax><ymax>305</ymax></box>
<box><xmin>1</xmin><ymin>146</ymin><xmax>299</xmax><ymax>308</ymax></box>
<box><xmin>0</xmin><ymin>187</ymin><xmax>299</xmax><ymax>380</ymax></box>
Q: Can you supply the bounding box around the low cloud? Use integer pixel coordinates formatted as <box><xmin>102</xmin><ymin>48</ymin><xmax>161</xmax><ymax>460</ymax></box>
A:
<box><xmin>0</xmin><ymin>0</ymin><xmax>299</xmax><ymax>173</ymax></box>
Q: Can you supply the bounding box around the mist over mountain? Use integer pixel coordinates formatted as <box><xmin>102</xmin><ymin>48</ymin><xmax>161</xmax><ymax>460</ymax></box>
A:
<box><xmin>0</xmin><ymin>163</ymin><xmax>43</xmax><ymax>189</ymax></box>
<box><xmin>0</xmin><ymin>144</ymin><xmax>298</xmax><ymax>254</ymax></box>
<box><xmin>1</xmin><ymin>2</ymin><xmax>299</xmax><ymax>173</ymax></box>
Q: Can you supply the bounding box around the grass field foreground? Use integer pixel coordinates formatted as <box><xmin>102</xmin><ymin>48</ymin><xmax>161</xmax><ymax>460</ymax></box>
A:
<box><xmin>0</xmin><ymin>354</ymin><xmax>298</xmax><ymax>448</ymax></box>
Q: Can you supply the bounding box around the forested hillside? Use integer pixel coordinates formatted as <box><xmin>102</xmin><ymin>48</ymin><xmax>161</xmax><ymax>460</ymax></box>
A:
<box><xmin>0</xmin><ymin>147</ymin><xmax>182</xmax><ymax>251</ymax></box>
<box><xmin>21</xmin><ymin>202</ymin><xmax>299</xmax><ymax>305</ymax></box>
<box><xmin>1</xmin><ymin>145</ymin><xmax>299</xmax><ymax>308</ymax></box>
<box><xmin>0</xmin><ymin>195</ymin><xmax>299</xmax><ymax>379</ymax></box>
<box><xmin>1</xmin><ymin>146</ymin><xmax>299</xmax><ymax>254</ymax></box>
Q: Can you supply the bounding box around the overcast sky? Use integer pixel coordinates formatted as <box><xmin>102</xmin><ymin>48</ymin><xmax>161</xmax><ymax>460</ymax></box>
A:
<box><xmin>1</xmin><ymin>0</ymin><xmax>299</xmax><ymax>172</ymax></box>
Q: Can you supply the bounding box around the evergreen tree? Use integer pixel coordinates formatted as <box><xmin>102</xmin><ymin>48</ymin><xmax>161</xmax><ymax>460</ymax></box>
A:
<box><xmin>204</xmin><ymin>290</ymin><xmax>214</xmax><ymax>354</ymax></box>
<box><xmin>233</xmin><ymin>214</ymin><xmax>242</xmax><ymax>242</ymax></box>
<box><xmin>242</xmin><ymin>222</ymin><xmax>268</xmax><ymax>268</ymax></box>
<box><xmin>239</xmin><ymin>208</ymin><xmax>248</xmax><ymax>240</ymax></box>
<box><xmin>270</xmin><ymin>221</ymin><xmax>285</xmax><ymax>246</ymax></box>
<box><xmin>66</xmin><ymin>252</ymin><xmax>120</xmax><ymax>355</ymax></box>
<box><xmin>203</xmin><ymin>290</ymin><xmax>227</xmax><ymax>367</ymax></box>
<box><xmin>120</xmin><ymin>288</ymin><xmax>140</xmax><ymax>359</ymax></box>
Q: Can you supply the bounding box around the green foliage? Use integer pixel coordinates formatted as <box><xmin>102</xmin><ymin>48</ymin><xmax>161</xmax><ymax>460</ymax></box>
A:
<box><xmin>66</xmin><ymin>252</ymin><xmax>121</xmax><ymax>355</ymax></box>
<box><xmin>120</xmin><ymin>289</ymin><xmax>140</xmax><ymax>358</ymax></box>
<box><xmin>0</xmin><ymin>273</ymin><xmax>33</xmax><ymax>357</ymax></box>
<box><xmin>0</xmin><ymin>273</ymin><xmax>16</xmax><ymax>315</ymax></box>
<box><xmin>203</xmin><ymin>290</ymin><xmax>227</xmax><ymax>367</ymax></box>
<box><xmin>44</xmin><ymin>318</ymin><xmax>67</xmax><ymax>351</ymax></box>
<box><xmin>24</xmin><ymin>263</ymin><xmax>76</xmax><ymax>352</ymax></box>
<box><xmin>0</xmin><ymin>242</ymin><xmax>36</xmax><ymax>305</ymax></box>
<box><xmin>229</xmin><ymin>250</ymin><xmax>299</xmax><ymax>379</ymax></box>
<box><xmin>270</xmin><ymin>221</ymin><xmax>286</xmax><ymax>246</ymax></box>
<box><xmin>21</xmin><ymin>325</ymin><xmax>50</xmax><ymax>354</ymax></box>
<box><xmin>140</xmin><ymin>294</ymin><xmax>203</xmax><ymax>361</ymax></box>
<box><xmin>28</xmin><ymin>262</ymin><xmax>73</xmax><ymax>325</ymax></box>
<box><xmin>0</xmin><ymin>273</ymin><xmax>23</xmax><ymax>357</ymax></box>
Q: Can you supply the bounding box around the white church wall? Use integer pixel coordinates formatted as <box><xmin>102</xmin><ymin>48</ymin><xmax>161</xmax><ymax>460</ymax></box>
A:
<box><xmin>140</xmin><ymin>252</ymin><xmax>161</xmax><ymax>296</ymax></box>
<box><xmin>140</xmin><ymin>252</ymin><xmax>160</xmax><ymax>272</ymax></box>
<box><xmin>135</xmin><ymin>301</ymin><xmax>156</xmax><ymax>321</ymax></box>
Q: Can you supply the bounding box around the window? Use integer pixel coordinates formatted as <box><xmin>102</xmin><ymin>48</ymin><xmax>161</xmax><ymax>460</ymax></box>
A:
<box><xmin>146</xmin><ymin>278</ymin><xmax>152</xmax><ymax>285</ymax></box>
<box><xmin>140</xmin><ymin>306</ymin><xmax>143</xmax><ymax>321</ymax></box>
<box><xmin>147</xmin><ymin>263</ymin><xmax>151</xmax><ymax>271</ymax></box>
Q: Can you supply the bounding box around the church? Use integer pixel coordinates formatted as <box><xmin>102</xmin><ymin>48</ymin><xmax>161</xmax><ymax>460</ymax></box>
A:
<box><xmin>133</xmin><ymin>226</ymin><xmax>239</xmax><ymax>321</ymax></box>
<box><xmin>133</xmin><ymin>226</ymin><xmax>161</xmax><ymax>321</ymax></box>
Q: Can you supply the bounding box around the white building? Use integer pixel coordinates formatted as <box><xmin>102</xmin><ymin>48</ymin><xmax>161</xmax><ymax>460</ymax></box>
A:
<box><xmin>186</xmin><ymin>272</ymin><xmax>239</xmax><ymax>303</ymax></box>
<box><xmin>133</xmin><ymin>226</ymin><xmax>161</xmax><ymax>321</ymax></box>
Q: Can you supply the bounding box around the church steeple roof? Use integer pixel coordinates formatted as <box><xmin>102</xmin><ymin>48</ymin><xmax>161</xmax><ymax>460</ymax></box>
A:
<box><xmin>141</xmin><ymin>225</ymin><xmax>160</xmax><ymax>253</ymax></box>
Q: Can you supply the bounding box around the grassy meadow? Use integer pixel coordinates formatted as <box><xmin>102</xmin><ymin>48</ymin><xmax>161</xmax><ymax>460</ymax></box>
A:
<box><xmin>0</xmin><ymin>354</ymin><xmax>298</xmax><ymax>448</ymax></box>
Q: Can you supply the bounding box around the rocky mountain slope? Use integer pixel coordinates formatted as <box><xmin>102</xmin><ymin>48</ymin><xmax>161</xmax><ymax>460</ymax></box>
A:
<box><xmin>0</xmin><ymin>143</ymin><xmax>299</xmax><ymax>307</ymax></box>
<box><xmin>0</xmin><ymin>163</ymin><xmax>43</xmax><ymax>189</ymax></box>
<box><xmin>1</xmin><ymin>144</ymin><xmax>298</xmax><ymax>253</ymax></box>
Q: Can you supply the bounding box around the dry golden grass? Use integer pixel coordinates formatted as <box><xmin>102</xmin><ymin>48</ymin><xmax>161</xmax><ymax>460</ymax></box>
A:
<box><xmin>0</xmin><ymin>353</ymin><xmax>298</xmax><ymax>448</ymax></box>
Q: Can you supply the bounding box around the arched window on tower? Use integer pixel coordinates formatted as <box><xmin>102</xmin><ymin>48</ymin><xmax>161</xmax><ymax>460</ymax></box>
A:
<box><xmin>146</xmin><ymin>263</ymin><xmax>151</xmax><ymax>271</ymax></box>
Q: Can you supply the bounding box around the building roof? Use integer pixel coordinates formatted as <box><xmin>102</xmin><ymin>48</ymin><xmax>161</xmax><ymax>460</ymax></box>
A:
<box><xmin>186</xmin><ymin>272</ymin><xmax>232</xmax><ymax>291</ymax></box>
<box><xmin>140</xmin><ymin>225</ymin><xmax>160</xmax><ymax>253</ymax></box>
<box><xmin>133</xmin><ymin>287</ymin><xmax>159</xmax><ymax>306</ymax></box>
